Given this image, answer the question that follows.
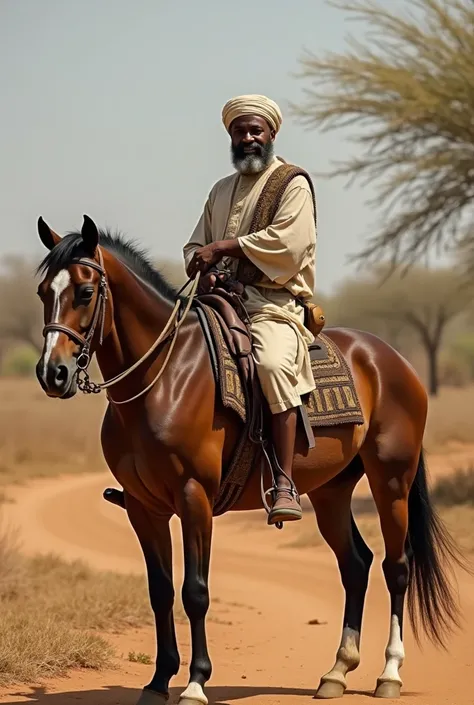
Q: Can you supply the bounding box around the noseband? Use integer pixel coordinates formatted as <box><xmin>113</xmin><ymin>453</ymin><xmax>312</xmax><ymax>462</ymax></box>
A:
<box><xmin>41</xmin><ymin>248</ymin><xmax>200</xmax><ymax>404</ymax></box>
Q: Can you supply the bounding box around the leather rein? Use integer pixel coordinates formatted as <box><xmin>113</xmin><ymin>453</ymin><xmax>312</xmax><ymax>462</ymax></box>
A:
<box><xmin>41</xmin><ymin>248</ymin><xmax>200</xmax><ymax>405</ymax></box>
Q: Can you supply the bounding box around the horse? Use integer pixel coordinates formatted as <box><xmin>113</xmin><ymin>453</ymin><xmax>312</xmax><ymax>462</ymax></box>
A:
<box><xmin>34</xmin><ymin>214</ymin><xmax>465</xmax><ymax>704</ymax></box>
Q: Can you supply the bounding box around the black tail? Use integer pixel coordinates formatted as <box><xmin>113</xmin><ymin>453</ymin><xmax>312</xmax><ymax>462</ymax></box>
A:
<box><xmin>406</xmin><ymin>448</ymin><xmax>470</xmax><ymax>648</ymax></box>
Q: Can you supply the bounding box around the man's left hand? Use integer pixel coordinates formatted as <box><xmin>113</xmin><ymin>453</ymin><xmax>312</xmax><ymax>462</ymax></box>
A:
<box><xmin>188</xmin><ymin>243</ymin><xmax>223</xmax><ymax>277</ymax></box>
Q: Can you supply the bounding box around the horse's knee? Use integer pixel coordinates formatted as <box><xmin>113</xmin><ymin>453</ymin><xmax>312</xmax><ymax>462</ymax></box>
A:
<box><xmin>340</xmin><ymin>549</ymin><xmax>372</xmax><ymax>594</ymax></box>
<box><xmin>182</xmin><ymin>576</ymin><xmax>209</xmax><ymax>620</ymax></box>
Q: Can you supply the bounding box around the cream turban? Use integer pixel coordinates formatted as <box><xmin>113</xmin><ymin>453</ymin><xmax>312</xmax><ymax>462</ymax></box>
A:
<box><xmin>221</xmin><ymin>94</ymin><xmax>283</xmax><ymax>134</ymax></box>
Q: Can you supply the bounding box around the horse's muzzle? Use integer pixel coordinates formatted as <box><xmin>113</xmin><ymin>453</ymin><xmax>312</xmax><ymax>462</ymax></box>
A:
<box><xmin>36</xmin><ymin>357</ymin><xmax>78</xmax><ymax>399</ymax></box>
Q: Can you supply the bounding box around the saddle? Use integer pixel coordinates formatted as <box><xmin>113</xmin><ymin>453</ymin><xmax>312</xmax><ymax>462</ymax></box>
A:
<box><xmin>194</xmin><ymin>283</ymin><xmax>326</xmax><ymax>450</ymax></box>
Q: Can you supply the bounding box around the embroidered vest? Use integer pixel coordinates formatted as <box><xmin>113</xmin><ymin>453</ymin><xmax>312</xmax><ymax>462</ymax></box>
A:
<box><xmin>236</xmin><ymin>163</ymin><xmax>317</xmax><ymax>286</ymax></box>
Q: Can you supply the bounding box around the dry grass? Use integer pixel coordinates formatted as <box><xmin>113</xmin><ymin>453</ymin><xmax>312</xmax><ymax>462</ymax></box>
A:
<box><xmin>0</xmin><ymin>538</ymin><xmax>235</xmax><ymax>686</ymax></box>
<box><xmin>19</xmin><ymin>554</ymin><xmax>154</xmax><ymax>632</ymax></box>
<box><xmin>431</xmin><ymin>466</ymin><xmax>474</xmax><ymax>506</ymax></box>
<box><xmin>128</xmin><ymin>651</ymin><xmax>153</xmax><ymax>665</ymax></box>
<box><xmin>424</xmin><ymin>384</ymin><xmax>474</xmax><ymax>449</ymax></box>
<box><xmin>0</xmin><ymin>502</ymin><xmax>231</xmax><ymax>685</ymax></box>
<box><xmin>0</xmin><ymin>514</ymin><xmax>155</xmax><ymax>685</ymax></box>
<box><xmin>0</xmin><ymin>378</ymin><xmax>108</xmax><ymax>484</ymax></box>
<box><xmin>0</xmin><ymin>615</ymin><xmax>113</xmax><ymax>685</ymax></box>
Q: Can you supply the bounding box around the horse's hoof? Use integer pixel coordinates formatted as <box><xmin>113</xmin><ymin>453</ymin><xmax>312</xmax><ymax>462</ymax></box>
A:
<box><xmin>179</xmin><ymin>682</ymin><xmax>208</xmax><ymax>705</ymax></box>
<box><xmin>315</xmin><ymin>679</ymin><xmax>346</xmax><ymax>699</ymax></box>
<box><xmin>374</xmin><ymin>680</ymin><xmax>401</xmax><ymax>699</ymax></box>
<box><xmin>136</xmin><ymin>688</ymin><xmax>168</xmax><ymax>705</ymax></box>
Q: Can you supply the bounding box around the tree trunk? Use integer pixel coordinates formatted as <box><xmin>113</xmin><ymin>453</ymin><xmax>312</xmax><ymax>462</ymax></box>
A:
<box><xmin>426</xmin><ymin>343</ymin><xmax>439</xmax><ymax>396</ymax></box>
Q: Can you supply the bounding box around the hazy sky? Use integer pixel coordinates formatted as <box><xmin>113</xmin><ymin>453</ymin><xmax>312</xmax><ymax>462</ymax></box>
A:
<box><xmin>1</xmin><ymin>0</ymin><xmax>396</xmax><ymax>294</ymax></box>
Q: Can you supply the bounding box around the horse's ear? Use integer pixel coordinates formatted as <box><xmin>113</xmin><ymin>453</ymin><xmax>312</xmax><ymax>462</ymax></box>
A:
<box><xmin>37</xmin><ymin>217</ymin><xmax>61</xmax><ymax>250</ymax></box>
<box><xmin>81</xmin><ymin>214</ymin><xmax>99</xmax><ymax>256</ymax></box>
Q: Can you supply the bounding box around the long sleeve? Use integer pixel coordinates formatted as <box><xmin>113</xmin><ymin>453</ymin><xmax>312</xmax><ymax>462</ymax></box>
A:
<box><xmin>237</xmin><ymin>177</ymin><xmax>316</xmax><ymax>286</ymax></box>
<box><xmin>183</xmin><ymin>194</ymin><xmax>213</xmax><ymax>272</ymax></box>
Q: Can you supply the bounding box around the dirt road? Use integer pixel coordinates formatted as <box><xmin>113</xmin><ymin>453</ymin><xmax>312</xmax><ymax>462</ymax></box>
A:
<box><xmin>0</xmin><ymin>471</ymin><xmax>472</xmax><ymax>705</ymax></box>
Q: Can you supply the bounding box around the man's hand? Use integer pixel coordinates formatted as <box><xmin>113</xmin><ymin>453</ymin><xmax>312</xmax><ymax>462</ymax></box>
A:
<box><xmin>198</xmin><ymin>271</ymin><xmax>217</xmax><ymax>294</ymax></box>
<box><xmin>188</xmin><ymin>243</ymin><xmax>223</xmax><ymax>277</ymax></box>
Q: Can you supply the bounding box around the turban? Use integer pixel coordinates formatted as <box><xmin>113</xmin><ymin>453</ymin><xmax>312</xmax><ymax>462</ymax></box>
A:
<box><xmin>221</xmin><ymin>94</ymin><xmax>283</xmax><ymax>134</ymax></box>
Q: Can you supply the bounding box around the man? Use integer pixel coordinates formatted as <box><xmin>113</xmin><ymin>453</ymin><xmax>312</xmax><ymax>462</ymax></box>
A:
<box><xmin>184</xmin><ymin>94</ymin><xmax>316</xmax><ymax>524</ymax></box>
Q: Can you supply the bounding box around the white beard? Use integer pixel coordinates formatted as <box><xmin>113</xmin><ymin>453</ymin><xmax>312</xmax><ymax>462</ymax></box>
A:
<box><xmin>234</xmin><ymin>154</ymin><xmax>267</xmax><ymax>175</ymax></box>
<box><xmin>232</xmin><ymin>142</ymin><xmax>274</xmax><ymax>175</ymax></box>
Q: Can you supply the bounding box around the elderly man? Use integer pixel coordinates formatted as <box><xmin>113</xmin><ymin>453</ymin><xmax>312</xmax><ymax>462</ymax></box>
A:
<box><xmin>184</xmin><ymin>94</ymin><xmax>316</xmax><ymax>524</ymax></box>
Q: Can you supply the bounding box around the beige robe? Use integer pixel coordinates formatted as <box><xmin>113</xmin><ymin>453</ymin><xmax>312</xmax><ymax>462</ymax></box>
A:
<box><xmin>183</xmin><ymin>156</ymin><xmax>317</xmax><ymax>413</ymax></box>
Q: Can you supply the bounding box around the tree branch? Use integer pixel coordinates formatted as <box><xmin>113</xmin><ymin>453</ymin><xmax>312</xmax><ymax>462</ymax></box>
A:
<box><xmin>292</xmin><ymin>0</ymin><xmax>474</xmax><ymax>267</ymax></box>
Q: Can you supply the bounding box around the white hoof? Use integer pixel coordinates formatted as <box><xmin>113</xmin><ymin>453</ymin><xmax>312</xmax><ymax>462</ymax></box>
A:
<box><xmin>136</xmin><ymin>689</ymin><xmax>168</xmax><ymax>705</ymax></box>
<box><xmin>374</xmin><ymin>679</ymin><xmax>402</xmax><ymax>699</ymax></box>
<box><xmin>179</xmin><ymin>682</ymin><xmax>208</xmax><ymax>705</ymax></box>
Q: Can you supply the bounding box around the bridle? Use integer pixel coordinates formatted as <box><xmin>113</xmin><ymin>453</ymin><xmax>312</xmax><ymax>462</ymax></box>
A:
<box><xmin>43</xmin><ymin>249</ymin><xmax>109</xmax><ymax>376</ymax></box>
<box><xmin>41</xmin><ymin>247</ymin><xmax>200</xmax><ymax>405</ymax></box>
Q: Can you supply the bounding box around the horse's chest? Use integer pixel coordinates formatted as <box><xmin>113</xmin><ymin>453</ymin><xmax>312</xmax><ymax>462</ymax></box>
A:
<box><xmin>102</xmin><ymin>408</ymin><xmax>177</xmax><ymax>502</ymax></box>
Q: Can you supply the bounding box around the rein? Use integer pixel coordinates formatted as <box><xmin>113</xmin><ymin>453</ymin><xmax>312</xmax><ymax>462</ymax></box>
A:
<box><xmin>42</xmin><ymin>248</ymin><xmax>200</xmax><ymax>405</ymax></box>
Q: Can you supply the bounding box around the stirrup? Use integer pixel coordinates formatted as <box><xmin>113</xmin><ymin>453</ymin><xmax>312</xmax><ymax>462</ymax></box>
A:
<box><xmin>265</xmin><ymin>484</ymin><xmax>302</xmax><ymax>529</ymax></box>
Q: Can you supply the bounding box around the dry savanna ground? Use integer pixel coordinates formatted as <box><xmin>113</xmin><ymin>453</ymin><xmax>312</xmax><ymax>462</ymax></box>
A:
<box><xmin>0</xmin><ymin>377</ymin><xmax>473</xmax><ymax>695</ymax></box>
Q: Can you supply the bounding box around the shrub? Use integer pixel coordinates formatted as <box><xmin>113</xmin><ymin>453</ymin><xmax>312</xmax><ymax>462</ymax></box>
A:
<box><xmin>431</xmin><ymin>466</ymin><xmax>474</xmax><ymax>507</ymax></box>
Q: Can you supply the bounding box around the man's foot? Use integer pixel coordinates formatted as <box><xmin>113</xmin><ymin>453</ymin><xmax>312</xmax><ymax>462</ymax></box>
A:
<box><xmin>267</xmin><ymin>486</ymin><xmax>303</xmax><ymax>525</ymax></box>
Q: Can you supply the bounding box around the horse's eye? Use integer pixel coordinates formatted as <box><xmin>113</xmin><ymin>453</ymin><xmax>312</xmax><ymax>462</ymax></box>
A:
<box><xmin>81</xmin><ymin>286</ymin><xmax>94</xmax><ymax>301</ymax></box>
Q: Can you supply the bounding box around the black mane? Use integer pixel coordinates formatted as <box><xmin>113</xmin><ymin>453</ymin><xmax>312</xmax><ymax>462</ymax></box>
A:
<box><xmin>37</xmin><ymin>228</ymin><xmax>179</xmax><ymax>302</ymax></box>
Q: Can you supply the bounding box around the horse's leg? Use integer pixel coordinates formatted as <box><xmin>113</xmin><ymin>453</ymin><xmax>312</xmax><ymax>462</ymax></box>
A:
<box><xmin>361</xmin><ymin>447</ymin><xmax>419</xmax><ymax>700</ymax></box>
<box><xmin>178</xmin><ymin>479</ymin><xmax>213</xmax><ymax>705</ymax></box>
<box><xmin>124</xmin><ymin>493</ymin><xmax>180</xmax><ymax>705</ymax></box>
<box><xmin>309</xmin><ymin>457</ymin><xmax>373</xmax><ymax>699</ymax></box>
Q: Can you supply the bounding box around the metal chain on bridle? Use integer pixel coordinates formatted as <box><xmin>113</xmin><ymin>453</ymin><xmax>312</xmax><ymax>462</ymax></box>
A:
<box><xmin>41</xmin><ymin>247</ymin><xmax>201</xmax><ymax>405</ymax></box>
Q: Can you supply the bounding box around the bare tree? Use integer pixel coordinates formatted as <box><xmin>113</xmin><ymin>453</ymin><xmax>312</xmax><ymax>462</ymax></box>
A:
<box><xmin>330</xmin><ymin>264</ymin><xmax>472</xmax><ymax>395</ymax></box>
<box><xmin>293</xmin><ymin>0</ymin><xmax>474</xmax><ymax>267</ymax></box>
<box><xmin>0</xmin><ymin>256</ymin><xmax>43</xmax><ymax>353</ymax></box>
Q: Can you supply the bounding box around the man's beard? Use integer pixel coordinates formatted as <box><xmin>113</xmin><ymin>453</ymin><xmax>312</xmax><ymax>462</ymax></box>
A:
<box><xmin>231</xmin><ymin>141</ymin><xmax>274</xmax><ymax>175</ymax></box>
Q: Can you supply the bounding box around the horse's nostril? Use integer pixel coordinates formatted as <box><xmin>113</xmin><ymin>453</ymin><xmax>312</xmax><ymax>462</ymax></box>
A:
<box><xmin>54</xmin><ymin>364</ymin><xmax>69</xmax><ymax>386</ymax></box>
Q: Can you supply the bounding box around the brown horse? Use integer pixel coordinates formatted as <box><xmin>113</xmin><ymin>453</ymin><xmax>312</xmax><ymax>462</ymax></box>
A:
<box><xmin>34</xmin><ymin>215</ymin><xmax>465</xmax><ymax>704</ymax></box>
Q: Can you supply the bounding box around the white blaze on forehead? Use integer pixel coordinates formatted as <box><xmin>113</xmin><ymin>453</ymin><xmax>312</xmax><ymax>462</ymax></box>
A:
<box><xmin>43</xmin><ymin>269</ymin><xmax>71</xmax><ymax>375</ymax></box>
<box><xmin>51</xmin><ymin>269</ymin><xmax>71</xmax><ymax>296</ymax></box>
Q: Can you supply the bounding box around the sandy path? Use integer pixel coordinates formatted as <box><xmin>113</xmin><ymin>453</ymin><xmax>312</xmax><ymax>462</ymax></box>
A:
<box><xmin>0</xmin><ymin>471</ymin><xmax>472</xmax><ymax>705</ymax></box>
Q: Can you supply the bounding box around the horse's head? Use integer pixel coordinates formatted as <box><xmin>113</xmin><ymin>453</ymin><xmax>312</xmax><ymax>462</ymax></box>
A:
<box><xmin>35</xmin><ymin>214</ymin><xmax>109</xmax><ymax>398</ymax></box>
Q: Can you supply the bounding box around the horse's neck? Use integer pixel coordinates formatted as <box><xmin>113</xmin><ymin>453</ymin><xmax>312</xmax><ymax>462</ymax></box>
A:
<box><xmin>96</xmin><ymin>258</ymin><xmax>175</xmax><ymax>378</ymax></box>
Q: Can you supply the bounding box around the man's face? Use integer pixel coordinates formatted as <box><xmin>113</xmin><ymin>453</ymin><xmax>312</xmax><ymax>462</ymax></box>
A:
<box><xmin>229</xmin><ymin>115</ymin><xmax>275</xmax><ymax>175</ymax></box>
